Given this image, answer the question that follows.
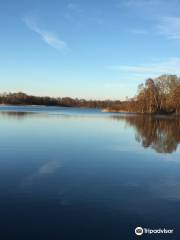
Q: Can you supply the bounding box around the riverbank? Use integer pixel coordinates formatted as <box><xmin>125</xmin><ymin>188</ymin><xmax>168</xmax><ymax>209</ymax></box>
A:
<box><xmin>101</xmin><ymin>108</ymin><xmax>180</xmax><ymax>117</ymax></box>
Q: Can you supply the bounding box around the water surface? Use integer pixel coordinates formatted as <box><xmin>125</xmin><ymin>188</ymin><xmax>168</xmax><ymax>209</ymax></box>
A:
<box><xmin>0</xmin><ymin>106</ymin><xmax>179</xmax><ymax>239</ymax></box>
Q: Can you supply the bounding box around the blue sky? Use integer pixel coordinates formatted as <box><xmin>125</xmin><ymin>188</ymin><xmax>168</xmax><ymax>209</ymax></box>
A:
<box><xmin>1</xmin><ymin>0</ymin><xmax>180</xmax><ymax>99</ymax></box>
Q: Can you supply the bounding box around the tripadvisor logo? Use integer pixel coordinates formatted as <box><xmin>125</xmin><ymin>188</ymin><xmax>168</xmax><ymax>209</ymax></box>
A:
<box><xmin>135</xmin><ymin>226</ymin><xmax>174</xmax><ymax>236</ymax></box>
<box><xmin>135</xmin><ymin>227</ymin><xmax>143</xmax><ymax>236</ymax></box>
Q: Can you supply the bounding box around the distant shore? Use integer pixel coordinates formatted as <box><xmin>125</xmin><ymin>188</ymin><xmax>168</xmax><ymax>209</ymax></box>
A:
<box><xmin>0</xmin><ymin>84</ymin><xmax>179</xmax><ymax>115</ymax></box>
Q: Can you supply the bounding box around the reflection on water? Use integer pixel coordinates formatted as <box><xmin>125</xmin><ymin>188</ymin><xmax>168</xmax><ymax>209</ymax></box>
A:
<box><xmin>112</xmin><ymin>115</ymin><xmax>180</xmax><ymax>153</ymax></box>
<box><xmin>0</xmin><ymin>111</ymin><xmax>38</xmax><ymax>118</ymax></box>
<box><xmin>1</xmin><ymin>110</ymin><xmax>180</xmax><ymax>154</ymax></box>
<box><xmin>0</xmin><ymin>107</ymin><xmax>180</xmax><ymax>240</ymax></box>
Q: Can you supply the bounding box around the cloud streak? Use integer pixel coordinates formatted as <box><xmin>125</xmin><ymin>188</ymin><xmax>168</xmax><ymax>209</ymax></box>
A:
<box><xmin>124</xmin><ymin>0</ymin><xmax>159</xmax><ymax>7</ymax></box>
<box><xmin>108</xmin><ymin>58</ymin><xmax>180</xmax><ymax>76</ymax></box>
<box><xmin>23</xmin><ymin>16</ymin><xmax>67</xmax><ymax>51</ymax></box>
<box><xmin>129</xmin><ymin>29</ymin><xmax>149</xmax><ymax>35</ymax></box>
<box><xmin>158</xmin><ymin>17</ymin><xmax>180</xmax><ymax>40</ymax></box>
<box><xmin>67</xmin><ymin>3</ymin><xmax>80</xmax><ymax>11</ymax></box>
<box><xmin>119</xmin><ymin>0</ymin><xmax>180</xmax><ymax>43</ymax></box>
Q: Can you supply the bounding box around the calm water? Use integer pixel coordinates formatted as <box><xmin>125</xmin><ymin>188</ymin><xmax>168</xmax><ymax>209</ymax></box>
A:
<box><xmin>0</xmin><ymin>106</ymin><xmax>180</xmax><ymax>240</ymax></box>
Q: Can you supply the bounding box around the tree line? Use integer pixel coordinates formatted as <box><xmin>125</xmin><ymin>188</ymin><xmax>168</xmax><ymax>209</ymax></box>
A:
<box><xmin>0</xmin><ymin>92</ymin><xmax>121</xmax><ymax>109</ymax></box>
<box><xmin>0</xmin><ymin>74</ymin><xmax>179</xmax><ymax>114</ymax></box>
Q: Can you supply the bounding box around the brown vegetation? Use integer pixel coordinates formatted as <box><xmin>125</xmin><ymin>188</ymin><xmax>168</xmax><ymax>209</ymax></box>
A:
<box><xmin>0</xmin><ymin>74</ymin><xmax>179</xmax><ymax>114</ymax></box>
<box><xmin>0</xmin><ymin>92</ymin><xmax>121</xmax><ymax>109</ymax></box>
<box><xmin>106</xmin><ymin>74</ymin><xmax>180</xmax><ymax>114</ymax></box>
<box><xmin>112</xmin><ymin>115</ymin><xmax>180</xmax><ymax>153</ymax></box>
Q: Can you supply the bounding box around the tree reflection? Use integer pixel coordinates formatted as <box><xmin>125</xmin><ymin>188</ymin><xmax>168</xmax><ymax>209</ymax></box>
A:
<box><xmin>0</xmin><ymin>111</ymin><xmax>38</xmax><ymax>119</ymax></box>
<box><xmin>112</xmin><ymin>115</ymin><xmax>180</xmax><ymax>153</ymax></box>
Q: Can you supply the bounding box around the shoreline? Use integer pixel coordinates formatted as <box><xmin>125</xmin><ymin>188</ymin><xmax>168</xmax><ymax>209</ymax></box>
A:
<box><xmin>0</xmin><ymin>104</ymin><xmax>179</xmax><ymax>117</ymax></box>
<box><xmin>101</xmin><ymin>108</ymin><xmax>180</xmax><ymax>117</ymax></box>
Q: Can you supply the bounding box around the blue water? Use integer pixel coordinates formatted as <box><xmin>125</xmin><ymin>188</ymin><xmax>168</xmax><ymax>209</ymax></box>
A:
<box><xmin>0</xmin><ymin>106</ymin><xmax>179</xmax><ymax>239</ymax></box>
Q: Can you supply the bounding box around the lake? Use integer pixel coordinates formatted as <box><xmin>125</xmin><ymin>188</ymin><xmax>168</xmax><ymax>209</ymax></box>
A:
<box><xmin>0</xmin><ymin>106</ymin><xmax>179</xmax><ymax>240</ymax></box>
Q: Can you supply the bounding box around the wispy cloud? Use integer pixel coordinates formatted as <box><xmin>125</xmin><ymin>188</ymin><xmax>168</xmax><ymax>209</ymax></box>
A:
<box><xmin>67</xmin><ymin>3</ymin><xmax>79</xmax><ymax>10</ymax></box>
<box><xmin>64</xmin><ymin>3</ymin><xmax>83</xmax><ymax>26</ymax></box>
<box><xmin>129</xmin><ymin>29</ymin><xmax>149</xmax><ymax>35</ymax></box>
<box><xmin>20</xmin><ymin>160</ymin><xmax>62</xmax><ymax>189</ymax></box>
<box><xmin>38</xmin><ymin>160</ymin><xmax>62</xmax><ymax>175</ymax></box>
<box><xmin>23</xmin><ymin>16</ymin><xmax>68</xmax><ymax>51</ymax></box>
<box><xmin>158</xmin><ymin>17</ymin><xmax>180</xmax><ymax>40</ymax></box>
<box><xmin>124</xmin><ymin>0</ymin><xmax>159</xmax><ymax>7</ymax></box>
<box><xmin>66</xmin><ymin>2</ymin><xmax>82</xmax><ymax>14</ymax></box>
<box><xmin>108</xmin><ymin>58</ymin><xmax>180</xmax><ymax>76</ymax></box>
<box><xmin>124</xmin><ymin>0</ymin><xmax>180</xmax><ymax>10</ymax></box>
